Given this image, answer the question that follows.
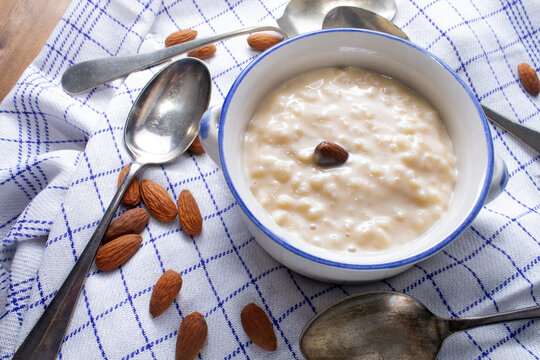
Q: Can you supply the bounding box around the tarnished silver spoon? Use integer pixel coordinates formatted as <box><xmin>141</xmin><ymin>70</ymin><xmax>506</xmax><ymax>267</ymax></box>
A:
<box><xmin>322</xmin><ymin>6</ymin><xmax>540</xmax><ymax>153</ymax></box>
<box><xmin>61</xmin><ymin>25</ymin><xmax>286</xmax><ymax>94</ymax></box>
<box><xmin>300</xmin><ymin>291</ymin><xmax>540</xmax><ymax>360</ymax></box>
<box><xmin>13</xmin><ymin>58</ymin><xmax>211</xmax><ymax>360</ymax></box>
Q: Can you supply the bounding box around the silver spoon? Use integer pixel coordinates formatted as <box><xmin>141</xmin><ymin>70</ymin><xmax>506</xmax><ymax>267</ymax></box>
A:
<box><xmin>322</xmin><ymin>6</ymin><xmax>540</xmax><ymax>153</ymax></box>
<box><xmin>61</xmin><ymin>25</ymin><xmax>286</xmax><ymax>94</ymax></box>
<box><xmin>61</xmin><ymin>0</ymin><xmax>396</xmax><ymax>95</ymax></box>
<box><xmin>300</xmin><ymin>291</ymin><xmax>540</xmax><ymax>360</ymax></box>
<box><xmin>13</xmin><ymin>58</ymin><xmax>211</xmax><ymax>360</ymax></box>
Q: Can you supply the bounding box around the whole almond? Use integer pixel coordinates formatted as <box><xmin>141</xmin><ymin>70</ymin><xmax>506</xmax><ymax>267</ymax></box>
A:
<box><xmin>188</xmin><ymin>136</ymin><xmax>205</xmax><ymax>155</ymax></box>
<box><xmin>140</xmin><ymin>179</ymin><xmax>178</xmax><ymax>222</ymax></box>
<box><xmin>177</xmin><ymin>190</ymin><xmax>203</xmax><ymax>235</ymax></box>
<box><xmin>241</xmin><ymin>303</ymin><xmax>277</xmax><ymax>351</ymax></box>
<box><xmin>313</xmin><ymin>141</ymin><xmax>349</xmax><ymax>166</ymax></box>
<box><xmin>103</xmin><ymin>208</ymin><xmax>149</xmax><ymax>243</ymax></box>
<box><xmin>247</xmin><ymin>33</ymin><xmax>283</xmax><ymax>51</ymax></box>
<box><xmin>149</xmin><ymin>270</ymin><xmax>183</xmax><ymax>318</ymax></box>
<box><xmin>165</xmin><ymin>29</ymin><xmax>197</xmax><ymax>48</ymax></box>
<box><xmin>118</xmin><ymin>165</ymin><xmax>140</xmax><ymax>206</ymax></box>
<box><xmin>187</xmin><ymin>44</ymin><xmax>216</xmax><ymax>60</ymax></box>
<box><xmin>95</xmin><ymin>234</ymin><xmax>142</xmax><ymax>271</ymax></box>
<box><xmin>176</xmin><ymin>312</ymin><xmax>208</xmax><ymax>360</ymax></box>
<box><xmin>518</xmin><ymin>63</ymin><xmax>540</xmax><ymax>96</ymax></box>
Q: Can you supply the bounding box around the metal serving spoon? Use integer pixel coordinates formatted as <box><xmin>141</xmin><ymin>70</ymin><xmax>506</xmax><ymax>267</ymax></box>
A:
<box><xmin>61</xmin><ymin>0</ymin><xmax>396</xmax><ymax>95</ymax></box>
<box><xmin>13</xmin><ymin>58</ymin><xmax>211</xmax><ymax>360</ymax></box>
<box><xmin>300</xmin><ymin>291</ymin><xmax>540</xmax><ymax>360</ymax></box>
<box><xmin>322</xmin><ymin>6</ymin><xmax>540</xmax><ymax>153</ymax></box>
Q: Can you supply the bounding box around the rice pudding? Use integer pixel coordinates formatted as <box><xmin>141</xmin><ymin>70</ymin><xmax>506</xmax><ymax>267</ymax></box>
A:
<box><xmin>243</xmin><ymin>67</ymin><xmax>457</xmax><ymax>252</ymax></box>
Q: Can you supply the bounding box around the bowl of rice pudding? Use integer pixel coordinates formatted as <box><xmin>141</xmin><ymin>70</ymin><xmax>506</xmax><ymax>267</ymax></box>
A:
<box><xmin>199</xmin><ymin>29</ymin><xmax>507</xmax><ymax>282</ymax></box>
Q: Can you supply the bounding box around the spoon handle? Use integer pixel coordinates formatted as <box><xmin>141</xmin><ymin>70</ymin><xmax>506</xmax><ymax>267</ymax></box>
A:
<box><xmin>13</xmin><ymin>162</ymin><xmax>145</xmax><ymax>360</ymax></box>
<box><xmin>482</xmin><ymin>105</ymin><xmax>540</xmax><ymax>153</ymax></box>
<box><xmin>447</xmin><ymin>305</ymin><xmax>540</xmax><ymax>333</ymax></box>
<box><xmin>61</xmin><ymin>25</ymin><xmax>287</xmax><ymax>94</ymax></box>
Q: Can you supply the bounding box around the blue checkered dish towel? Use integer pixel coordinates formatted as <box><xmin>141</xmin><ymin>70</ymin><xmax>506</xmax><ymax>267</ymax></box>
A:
<box><xmin>1</xmin><ymin>0</ymin><xmax>539</xmax><ymax>359</ymax></box>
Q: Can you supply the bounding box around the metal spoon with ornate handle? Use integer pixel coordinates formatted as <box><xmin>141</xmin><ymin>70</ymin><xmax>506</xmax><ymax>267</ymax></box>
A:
<box><xmin>322</xmin><ymin>6</ymin><xmax>540</xmax><ymax>153</ymax></box>
<box><xmin>13</xmin><ymin>58</ymin><xmax>212</xmax><ymax>359</ymax></box>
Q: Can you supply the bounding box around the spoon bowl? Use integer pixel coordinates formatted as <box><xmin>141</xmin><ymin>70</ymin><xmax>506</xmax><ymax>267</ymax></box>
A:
<box><xmin>125</xmin><ymin>59</ymin><xmax>211</xmax><ymax>163</ymax></box>
<box><xmin>277</xmin><ymin>0</ymin><xmax>396</xmax><ymax>36</ymax></box>
<box><xmin>300</xmin><ymin>291</ymin><xmax>540</xmax><ymax>359</ymax></box>
<box><xmin>322</xmin><ymin>5</ymin><xmax>406</xmax><ymax>39</ymax></box>
<box><xmin>300</xmin><ymin>292</ymin><xmax>447</xmax><ymax>360</ymax></box>
<box><xmin>13</xmin><ymin>57</ymin><xmax>211</xmax><ymax>360</ymax></box>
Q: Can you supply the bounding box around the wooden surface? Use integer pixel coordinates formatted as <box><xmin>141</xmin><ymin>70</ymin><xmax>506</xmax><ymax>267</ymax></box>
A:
<box><xmin>0</xmin><ymin>0</ymin><xmax>72</xmax><ymax>102</ymax></box>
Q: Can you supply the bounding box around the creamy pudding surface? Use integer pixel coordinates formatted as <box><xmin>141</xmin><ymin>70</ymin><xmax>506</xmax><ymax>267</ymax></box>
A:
<box><xmin>243</xmin><ymin>67</ymin><xmax>457</xmax><ymax>252</ymax></box>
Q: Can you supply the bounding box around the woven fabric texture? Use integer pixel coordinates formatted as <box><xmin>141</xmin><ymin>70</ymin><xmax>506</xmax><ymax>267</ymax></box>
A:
<box><xmin>0</xmin><ymin>0</ymin><xmax>539</xmax><ymax>359</ymax></box>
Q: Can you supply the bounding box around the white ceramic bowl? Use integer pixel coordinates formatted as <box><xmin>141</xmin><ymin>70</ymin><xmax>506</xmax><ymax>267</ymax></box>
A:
<box><xmin>199</xmin><ymin>29</ymin><xmax>507</xmax><ymax>282</ymax></box>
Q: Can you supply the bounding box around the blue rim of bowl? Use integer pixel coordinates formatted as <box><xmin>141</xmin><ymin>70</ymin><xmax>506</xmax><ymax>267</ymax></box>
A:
<box><xmin>219</xmin><ymin>28</ymin><xmax>493</xmax><ymax>270</ymax></box>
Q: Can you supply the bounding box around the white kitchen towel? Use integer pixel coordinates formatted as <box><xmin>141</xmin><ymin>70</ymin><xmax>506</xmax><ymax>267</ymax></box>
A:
<box><xmin>0</xmin><ymin>0</ymin><xmax>539</xmax><ymax>359</ymax></box>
